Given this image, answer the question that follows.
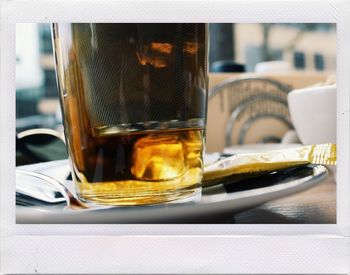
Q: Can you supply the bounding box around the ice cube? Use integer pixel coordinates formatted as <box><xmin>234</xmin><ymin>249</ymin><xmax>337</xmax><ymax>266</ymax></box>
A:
<box><xmin>183</xmin><ymin>130</ymin><xmax>203</xmax><ymax>168</ymax></box>
<box><xmin>131</xmin><ymin>135</ymin><xmax>186</xmax><ymax>181</ymax></box>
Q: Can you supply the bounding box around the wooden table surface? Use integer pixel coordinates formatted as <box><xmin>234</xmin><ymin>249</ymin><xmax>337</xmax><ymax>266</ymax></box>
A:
<box><xmin>233</xmin><ymin>170</ymin><xmax>336</xmax><ymax>224</ymax></box>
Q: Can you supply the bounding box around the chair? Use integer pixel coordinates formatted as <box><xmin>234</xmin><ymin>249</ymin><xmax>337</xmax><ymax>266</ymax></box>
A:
<box><xmin>208</xmin><ymin>77</ymin><xmax>294</xmax><ymax>147</ymax></box>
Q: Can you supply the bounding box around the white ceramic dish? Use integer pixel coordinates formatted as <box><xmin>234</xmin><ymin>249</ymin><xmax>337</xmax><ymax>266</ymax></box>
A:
<box><xmin>16</xmin><ymin>158</ymin><xmax>327</xmax><ymax>224</ymax></box>
<box><xmin>288</xmin><ymin>84</ymin><xmax>336</xmax><ymax>145</ymax></box>
<box><xmin>254</xmin><ymin>61</ymin><xmax>292</xmax><ymax>73</ymax></box>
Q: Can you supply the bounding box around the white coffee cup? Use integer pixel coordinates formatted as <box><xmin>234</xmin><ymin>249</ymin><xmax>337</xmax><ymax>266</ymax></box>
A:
<box><xmin>287</xmin><ymin>84</ymin><xmax>336</xmax><ymax>145</ymax></box>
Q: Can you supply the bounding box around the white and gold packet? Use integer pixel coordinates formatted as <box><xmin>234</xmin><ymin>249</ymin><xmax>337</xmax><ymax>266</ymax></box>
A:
<box><xmin>203</xmin><ymin>143</ymin><xmax>336</xmax><ymax>186</ymax></box>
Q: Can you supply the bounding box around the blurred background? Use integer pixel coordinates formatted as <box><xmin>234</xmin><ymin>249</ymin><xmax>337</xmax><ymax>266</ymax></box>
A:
<box><xmin>16</xmin><ymin>23</ymin><xmax>336</xmax><ymax>134</ymax></box>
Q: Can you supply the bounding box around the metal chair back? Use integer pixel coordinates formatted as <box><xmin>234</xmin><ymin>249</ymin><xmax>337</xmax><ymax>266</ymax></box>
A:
<box><xmin>208</xmin><ymin>77</ymin><xmax>293</xmax><ymax>146</ymax></box>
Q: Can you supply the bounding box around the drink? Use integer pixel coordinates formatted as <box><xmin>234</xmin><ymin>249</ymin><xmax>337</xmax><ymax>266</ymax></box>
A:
<box><xmin>53</xmin><ymin>23</ymin><xmax>207</xmax><ymax>205</ymax></box>
<box><xmin>67</xmin><ymin>127</ymin><xmax>203</xmax><ymax>205</ymax></box>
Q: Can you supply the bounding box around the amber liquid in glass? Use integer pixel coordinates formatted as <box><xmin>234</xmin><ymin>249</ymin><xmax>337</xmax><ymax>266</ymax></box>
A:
<box><xmin>67</xmin><ymin>126</ymin><xmax>203</xmax><ymax>205</ymax></box>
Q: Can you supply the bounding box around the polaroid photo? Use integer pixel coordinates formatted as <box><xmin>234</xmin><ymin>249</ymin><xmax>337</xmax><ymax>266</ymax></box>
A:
<box><xmin>1</xmin><ymin>0</ymin><xmax>350</xmax><ymax>274</ymax></box>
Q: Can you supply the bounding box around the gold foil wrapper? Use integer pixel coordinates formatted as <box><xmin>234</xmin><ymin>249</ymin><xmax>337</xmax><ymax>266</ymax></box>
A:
<box><xmin>203</xmin><ymin>144</ymin><xmax>336</xmax><ymax>187</ymax></box>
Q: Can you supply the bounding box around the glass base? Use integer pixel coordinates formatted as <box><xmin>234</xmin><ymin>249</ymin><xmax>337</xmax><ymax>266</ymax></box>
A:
<box><xmin>76</xmin><ymin>184</ymin><xmax>202</xmax><ymax>206</ymax></box>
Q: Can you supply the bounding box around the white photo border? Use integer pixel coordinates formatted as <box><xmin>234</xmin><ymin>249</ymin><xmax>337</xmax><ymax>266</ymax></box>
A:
<box><xmin>1</xmin><ymin>0</ymin><xmax>350</xmax><ymax>273</ymax></box>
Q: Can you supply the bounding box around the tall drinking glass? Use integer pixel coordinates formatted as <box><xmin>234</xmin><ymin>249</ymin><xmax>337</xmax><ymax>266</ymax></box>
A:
<box><xmin>52</xmin><ymin>23</ymin><xmax>208</xmax><ymax>206</ymax></box>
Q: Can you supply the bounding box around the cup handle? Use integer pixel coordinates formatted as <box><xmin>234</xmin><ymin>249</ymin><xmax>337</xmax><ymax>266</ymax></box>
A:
<box><xmin>281</xmin><ymin>130</ymin><xmax>301</xmax><ymax>144</ymax></box>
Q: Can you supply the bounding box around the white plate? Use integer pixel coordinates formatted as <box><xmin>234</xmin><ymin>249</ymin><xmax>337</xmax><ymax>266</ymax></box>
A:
<box><xmin>16</xmin><ymin>158</ymin><xmax>328</xmax><ymax>224</ymax></box>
